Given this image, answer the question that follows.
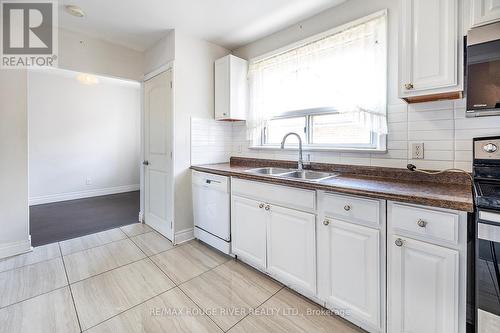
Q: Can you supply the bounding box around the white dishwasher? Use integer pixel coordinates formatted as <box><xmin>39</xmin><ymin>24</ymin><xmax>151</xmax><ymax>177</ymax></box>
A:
<box><xmin>192</xmin><ymin>170</ymin><xmax>231</xmax><ymax>254</ymax></box>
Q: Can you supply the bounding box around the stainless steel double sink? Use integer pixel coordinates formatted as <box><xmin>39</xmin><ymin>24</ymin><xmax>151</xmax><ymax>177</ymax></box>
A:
<box><xmin>245</xmin><ymin>167</ymin><xmax>338</xmax><ymax>182</ymax></box>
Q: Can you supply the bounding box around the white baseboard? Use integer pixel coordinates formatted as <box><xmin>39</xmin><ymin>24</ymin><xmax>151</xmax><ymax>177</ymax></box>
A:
<box><xmin>29</xmin><ymin>184</ymin><xmax>140</xmax><ymax>206</ymax></box>
<box><xmin>174</xmin><ymin>228</ymin><xmax>194</xmax><ymax>245</ymax></box>
<box><xmin>0</xmin><ymin>237</ymin><xmax>32</xmax><ymax>260</ymax></box>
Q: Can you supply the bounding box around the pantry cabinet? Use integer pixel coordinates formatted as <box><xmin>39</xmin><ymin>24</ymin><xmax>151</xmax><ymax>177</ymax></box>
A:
<box><xmin>399</xmin><ymin>0</ymin><xmax>463</xmax><ymax>102</ymax></box>
<box><xmin>471</xmin><ymin>0</ymin><xmax>500</xmax><ymax>27</ymax></box>
<box><xmin>214</xmin><ymin>55</ymin><xmax>248</xmax><ymax>121</ymax></box>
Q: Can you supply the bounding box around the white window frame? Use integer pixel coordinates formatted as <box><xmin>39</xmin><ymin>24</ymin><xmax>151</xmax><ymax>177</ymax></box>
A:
<box><xmin>249</xmin><ymin>10</ymin><xmax>388</xmax><ymax>153</ymax></box>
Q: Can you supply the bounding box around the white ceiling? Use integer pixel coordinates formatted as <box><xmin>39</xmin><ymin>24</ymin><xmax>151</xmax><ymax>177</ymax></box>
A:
<box><xmin>59</xmin><ymin>0</ymin><xmax>346</xmax><ymax>52</ymax></box>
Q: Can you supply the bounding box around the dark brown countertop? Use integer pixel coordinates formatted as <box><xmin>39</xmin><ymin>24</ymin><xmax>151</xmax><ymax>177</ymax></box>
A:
<box><xmin>191</xmin><ymin>158</ymin><xmax>474</xmax><ymax>212</ymax></box>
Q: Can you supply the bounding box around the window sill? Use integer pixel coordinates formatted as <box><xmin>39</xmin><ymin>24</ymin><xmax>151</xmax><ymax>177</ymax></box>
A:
<box><xmin>248</xmin><ymin>145</ymin><xmax>388</xmax><ymax>153</ymax></box>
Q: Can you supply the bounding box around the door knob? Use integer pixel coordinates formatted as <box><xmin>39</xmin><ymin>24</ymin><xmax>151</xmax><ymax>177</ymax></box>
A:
<box><xmin>143</xmin><ymin>160</ymin><xmax>149</xmax><ymax>166</ymax></box>
<box><xmin>259</xmin><ymin>203</ymin><xmax>264</xmax><ymax>209</ymax></box>
<box><xmin>265</xmin><ymin>205</ymin><xmax>271</xmax><ymax>211</ymax></box>
<box><xmin>344</xmin><ymin>205</ymin><xmax>351</xmax><ymax>211</ymax></box>
<box><xmin>323</xmin><ymin>219</ymin><xmax>330</xmax><ymax>226</ymax></box>
<box><xmin>395</xmin><ymin>238</ymin><xmax>404</xmax><ymax>247</ymax></box>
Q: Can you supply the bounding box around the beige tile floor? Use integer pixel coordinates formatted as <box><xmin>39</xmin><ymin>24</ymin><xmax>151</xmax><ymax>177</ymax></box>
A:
<box><xmin>0</xmin><ymin>223</ymin><xmax>364</xmax><ymax>333</ymax></box>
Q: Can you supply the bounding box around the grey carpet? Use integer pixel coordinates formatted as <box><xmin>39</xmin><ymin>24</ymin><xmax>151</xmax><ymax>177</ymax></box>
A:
<box><xmin>30</xmin><ymin>191</ymin><xmax>140</xmax><ymax>246</ymax></box>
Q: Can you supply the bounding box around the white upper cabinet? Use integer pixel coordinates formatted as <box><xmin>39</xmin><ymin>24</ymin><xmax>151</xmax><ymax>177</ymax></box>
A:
<box><xmin>388</xmin><ymin>235</ymin><xmax>459</xmax><ymax>333</ymax></box>
<box><xmin>471</xmin><ymin>0</ymin><xmax>500</xmax><ymax>27</ymax></box>
<box><xmin>214</xmin><ymin>55</ymin><xmax>248</xmax><ymax>121</ymax></box>
<box><xmin>399</xmin><ymin>0</ymin><xmax>463</xmax><ymax>102</ymax></box>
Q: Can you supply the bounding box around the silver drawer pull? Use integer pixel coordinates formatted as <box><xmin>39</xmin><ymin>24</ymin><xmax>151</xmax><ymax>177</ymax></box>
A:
<box><xmin>323</xmin><ymin>219</ymin><xmax>330</xmax><ymax>226</ymax></box>
<box><xmin>395</xmin><ymin>238</ymin><xmax>404</xmax><ymax>247</ymax></box>
<box><xmin>417</xmin><ymin>219</ymin><xmax>427</xmax><ymax>228</ymax></box>
<box><xmin>265</xmin><ymin>205</ymin><xmax>271</xmax><ymax>211</ymax></box>
<box><xmin>344</xmin><ymin>205</ymin><xmax>351</xmax><ymax>211</ymax></box>
<box><xmin>259</xmin><ymin>203</ymin><xmax>264</xmax><ymax>209</ymax></box>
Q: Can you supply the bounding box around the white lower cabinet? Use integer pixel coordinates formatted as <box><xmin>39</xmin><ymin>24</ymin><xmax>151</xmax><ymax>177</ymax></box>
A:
<box><xmin>267</xmin><ymin>204</ymin><xmax>316</xmax><ymax>294</ymax></box>
<box><xmin>317</xmin><ymin>192</ymin><xmax>386</xmax><ymax>333</ymax></box>
<box><xmin>387</xmin><ymin>202</ymin><xmax>467</xmax><ymax>333</ymax></box>
<box><xmin>229</xmin><ymin>180</ymin><xmax>467</xmax><ymax>333</ymax></box>
<box><xmin>230</xmin><ymin>179</ymin><xmax>317</xmax><ymax>295</ymax></box>
<box><xmin>231</xmin><ymin>195</ymin><xmax>267</xmax><ymax>271</ymax></box>
<box><xmin>318</xmin><ymin>219</ymin><xmax>382</xmax><ymax>330</ymax></box>
<box><xmin>388</xmin><ymin>235</ymin><xmax>459</xmax><ymax>333</ymax></box>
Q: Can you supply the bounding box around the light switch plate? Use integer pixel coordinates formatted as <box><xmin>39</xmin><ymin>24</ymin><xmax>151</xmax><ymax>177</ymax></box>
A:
<box><xmin>411</xmin><ymin>142</ymin><xmax>424</xmax><ymax>159</ymax></box>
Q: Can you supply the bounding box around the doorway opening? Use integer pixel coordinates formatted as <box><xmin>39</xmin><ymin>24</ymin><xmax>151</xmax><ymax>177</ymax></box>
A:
<box><xmin>28</xmin><ymin>67</ymin><xmax>141</xmax><ymax>246</ymax></box>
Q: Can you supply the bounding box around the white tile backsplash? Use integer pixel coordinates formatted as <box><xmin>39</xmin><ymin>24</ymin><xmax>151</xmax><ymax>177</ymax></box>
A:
<box><xmin>191</xmin><ymin>99</ymin><xmax>500</xmax><ymax>172</ymax></box>
<box><xmin>190</xmin><ymin>118</ymin><xmax>233</xmax><ymax>166</ymax></box>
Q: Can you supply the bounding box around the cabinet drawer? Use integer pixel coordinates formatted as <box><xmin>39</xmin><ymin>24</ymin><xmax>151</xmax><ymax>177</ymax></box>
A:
<box><xmin>231</xmin><ymin>178</ymin><xmax>315</xmax><ymax>212</ymax></box>
<box><xmin>320</xmin><ymin>192</ymin><xmax>382</xmax><ymax>228</ymax></box>
<box><xmin>390</xmin><ymin>203</ymin><xmax>459</xmax><ymax>245</ymax></box>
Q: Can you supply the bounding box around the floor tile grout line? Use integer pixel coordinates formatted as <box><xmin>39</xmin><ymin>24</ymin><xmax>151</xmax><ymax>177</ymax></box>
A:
<box><xmin>176</xmin><ymin>284</ymin><xmax>227</xmax><ymax>332</ymax></box>
<box><xmin>68</xmin><ymin>255</ymin><xmax>148</xmax><ymax>285</ymax></box>
<box><xmin>0</xmin><ymin>285</ymin><xmax>68</xmax><ymax>310</ymax></box>
<box><xmin>219</xmin><ymin>281</ymin><xmax>285</xmax><ymax>332</ymax></box>
<box><xmin>80</xmin><ymin>286</ymin><xmax>177</xmax><ymax>332</ymax></box>
<box><xmin>60</xmin><ymin>229</ymin><xmax>131</xmax><ymax>256</ymax></box>
<box><xmin>59</xmin><ymin>242</ymin><xmax>83</xmax><ymax>333</ymax></box>
<box><xmin>0</xmin><ymin>251</ymin><xmax>62</xmax><ymax>275</ymax></box>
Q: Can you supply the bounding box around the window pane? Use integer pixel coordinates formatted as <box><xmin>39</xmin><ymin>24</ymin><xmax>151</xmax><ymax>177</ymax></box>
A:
<box><xmin>265</xmin><ymin>117</ymin><xmax>306</xmax><ymax>145</ymax></box>
<box><xmin>312</xmin><ymin>114</ymin><xmax>372</xmax><ymax>145</ymax></box>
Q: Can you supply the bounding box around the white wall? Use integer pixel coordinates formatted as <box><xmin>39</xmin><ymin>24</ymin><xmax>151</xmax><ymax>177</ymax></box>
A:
<box><xmin>59</xmin><ymin>29</ymin><xmax>144</xmax><ymax>81</ymax></box>
<box><xmin>0</xmin><ymin>70</ymin><xmax>30</xmax><ymax>258</ymax></box>
<box><xmin>0</xmin><ymin>28</ymin><xmax>144</xmax><ymax>258</ymax></box>
<box><xmin>143</xmin><ymin>31</ymin><xmax>175</xmax><ymax>75</ymax></box>
<box><xmin>173</xmin><ymin>31</ymin><xmax>230</xmax><ymax>237</ymax></box>
<box><xmin>230</xmin><ymin>0</ymin><xmax>500</xmax><ymax>172</ymax></box>
<box><xmin>28</xmin><ymin>68</ymin><xmax>141</xmax><ymax>205</ymax></box>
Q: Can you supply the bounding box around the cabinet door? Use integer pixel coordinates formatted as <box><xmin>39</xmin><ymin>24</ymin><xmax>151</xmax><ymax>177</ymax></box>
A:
<box><xmin>267</xmin><ymin>205</ymin><xmax>316</xmax><ymax>294</ymax></box>
<box><xmin>388</xmin><ymin>235</ymin><xmax>459</xmax><ymax>333</ymax></box>
<box><xmin>231</xmin><ymin>195</ymin><xmax>267</xmax><ymax>270</ymax></box>
<box><xmin>318</xmin><ymin>218</ymin><xmax>382</xmax><ymax>331</ymax></box>
<box><xmin>472</xmin><ymin>0</ymin><xmax>500</xmax><ymax>27</ymax></box>
<box><xmin>400</xmin><ymin>0</ymin><xmax>458</xmax><ymax>95</ymax></box>
<box><xmin>214</xmin><ymin>56</ymin><xmax>230</xmax><ymax>120</ymax></box>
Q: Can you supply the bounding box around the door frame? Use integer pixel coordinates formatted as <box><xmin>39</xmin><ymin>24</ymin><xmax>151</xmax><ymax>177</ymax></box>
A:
<box><xmin>141</xmin><ymin>61</ymin><xmax>175</xmax><ymax>241</ymax></box>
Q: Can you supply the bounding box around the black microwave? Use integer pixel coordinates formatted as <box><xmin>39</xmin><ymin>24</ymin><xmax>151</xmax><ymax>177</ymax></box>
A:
<box><xmin>466</xmin><ymin>22</ymin><xmax>500</xmax><ymax>117</ymax></box>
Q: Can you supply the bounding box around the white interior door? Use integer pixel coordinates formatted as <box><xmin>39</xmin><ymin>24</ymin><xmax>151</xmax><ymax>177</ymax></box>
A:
<box><xmin>144</xmin><ymin>70</ymin><xmax>173</xmax><ymax>240</ymax></box>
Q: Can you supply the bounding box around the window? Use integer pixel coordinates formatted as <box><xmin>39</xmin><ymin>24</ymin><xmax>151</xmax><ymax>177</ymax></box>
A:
<box><xmin>247</xmin><ymin>11</ymin><xmax>388</xmax><ymax>151</ymax></box>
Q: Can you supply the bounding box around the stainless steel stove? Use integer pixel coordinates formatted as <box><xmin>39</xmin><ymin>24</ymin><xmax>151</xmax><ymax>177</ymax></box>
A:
<box><xmin>473</xmin><ymin>136</ymin><xmax>500</xmax><ymax>332</ymax></box>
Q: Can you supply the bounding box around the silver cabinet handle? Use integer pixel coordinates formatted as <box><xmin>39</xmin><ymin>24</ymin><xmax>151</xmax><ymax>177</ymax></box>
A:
<box><xmin>142</xmin><ymin>160</ymin><xmax>149</xmax><ymax>166</ymax></box>
<box><xmin>417</xmin><ymin>219</ymin><xmax>427</xmax><ymax>228</ymax></box>
<box><xmin>344</xmin><ymin>205</ymin><xmax>351</xmax><ymax>211</ymax></box>
<box><xmin>405</xmin><ymin>83</ymin><xmax>414</xmax><ymax>90</ymax></box>
<box><xmin>323</xmin><ymin>219</ymin><xmax>330</xmax><ymax>226</ymax></box>
<box><xmin>265</xmin><ymin>205</ymin><xmax>271</xmax><ymax>211</ymax></box>
<box><xmin>259</xmin><ymin>203</ymin><xmax>264</xmax><ymax>209</ymax></box>
<box><xmin>395</xmin><ymin>238</ymin><xmax>404</xmax><ymax>247</ymax></box>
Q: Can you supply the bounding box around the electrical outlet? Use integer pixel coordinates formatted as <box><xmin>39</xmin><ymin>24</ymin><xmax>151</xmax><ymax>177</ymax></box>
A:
<box><xmin>411</xmin><ymin>143</ymin><xmax>424</xmax><ymax>159</ymax></box>
<box><xmin>85</xmin><ymin>177</ymin><xmax>92</xmax><ymax>185</ymax></box>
